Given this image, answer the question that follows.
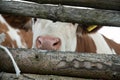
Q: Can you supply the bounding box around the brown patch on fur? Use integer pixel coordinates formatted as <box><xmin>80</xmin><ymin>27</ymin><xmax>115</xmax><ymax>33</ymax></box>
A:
<box><xmin>76</xmin><ymin>25</ymin><xmax>103</xmax><ymax>53</ymax></box>
<box><xmin>0</xmin><ymin>19</ymin><xmax>17</xmax><ymax>48</ymax></box>
<box><xmin>1</xmin><ymin>32</ymin><xmax>17</xmax><ymax>48</ymax></box>
<box><xmin>76</xmin><ymin>34</ymin><xmax>96</xmax><ymax>53</ymax></box>
<box><xmin>17</xmin><ymin>29</ymin><xmax>33</xmax><ymax>48</ymax></box>
<box><xmin>103</xmin><ymin>35</ymin><xmax>120</xmax><ymax>55</ymax></box>
<box><xmin>0</xmin><ymin>21</ymin><xmax>9</xmax><ymax>33</ymax></box>
<box><xmin>0</xmin><ymin>14</ymin><xmax>32</xmax><ymax>48</ymax></box>
<box><xmin>2</xmin><ymin>14</ymin><xmax>31</xmax><ymax>31</ymax></box>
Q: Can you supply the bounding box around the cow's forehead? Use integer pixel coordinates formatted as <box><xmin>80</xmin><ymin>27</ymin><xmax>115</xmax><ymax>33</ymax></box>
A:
<box><xmin>33</xmin><ymin>19</ymin><xmax>78</xmax><ymax>33</ymax></box>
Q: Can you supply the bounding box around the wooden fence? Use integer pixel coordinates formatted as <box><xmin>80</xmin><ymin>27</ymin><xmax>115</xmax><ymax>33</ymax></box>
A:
<box><xmin>0</xmin><ymin>0</ymin><xmax>120</xmax><ymax>80</ymax></box>
<box><xmin>0</xmin><ymin>1</ymin><xmax>120</xmax><ymax>26</ymax></box>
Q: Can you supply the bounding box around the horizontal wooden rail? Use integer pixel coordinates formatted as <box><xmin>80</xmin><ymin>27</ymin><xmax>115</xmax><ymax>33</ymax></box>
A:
<box><xmin>0</xmin><ymin>1</ymin><xmax>120</xmax><ymax>27</ymax></box>
<box><xmin>0</xmin><ymin>72</ymin><xmax>89</xmax><ymax>80</ymax></box>
<box><xmin>25</xmin><ymin>0</ymin><xmax>120</xmax><ymax>11</ymax></box>
<box><xmin>0</xmin><ymin>48</ymin><xmax>120</xmax><ymax>79</ymax></box>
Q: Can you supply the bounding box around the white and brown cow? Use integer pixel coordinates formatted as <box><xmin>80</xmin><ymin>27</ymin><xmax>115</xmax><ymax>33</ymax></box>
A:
<box><xmin>32</xmin><ymin>19</ymin><xmax>120</xmax><ymax>55</ymax></box>
<box><xmin>0</xmin><ymin>14</ymin><xmax>33</xmax><ymax>48</ymax></box>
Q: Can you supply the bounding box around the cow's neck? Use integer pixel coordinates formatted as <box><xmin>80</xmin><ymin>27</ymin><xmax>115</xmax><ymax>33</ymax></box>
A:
<box><xmin>76</xmin><ymin>32</ymin><xmax>118</xmax><ymax>54</ymax></box>
<box><xmin>75</xmin><ymin>34</ymin><xmax>97</xmax><ymax>53</ymax></box>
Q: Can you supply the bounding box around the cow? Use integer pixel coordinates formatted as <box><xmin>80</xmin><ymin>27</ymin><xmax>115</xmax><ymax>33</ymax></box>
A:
<box><xmin>32</xmin><ymin>19</ymin><xmax>120</xmax><ymax>55</ymax></box>
<box><xmin>0</xmin><ymin>14</ymin><xmax>34</xmax><ymax>76</ymax></box>
<box><xmin>0</xmin><ymin>14</ymin><xmax>33</xmax><ymax>48</ymax></box>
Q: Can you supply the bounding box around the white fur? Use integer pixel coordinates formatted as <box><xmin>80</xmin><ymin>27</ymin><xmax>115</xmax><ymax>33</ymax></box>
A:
<box><xmin>32</xmin><ymin>19</ymin><xmax>78</xmax><ymax>51</ymax></box>
<box><xmin>0</xmin><ymin>15</ymin><xmax>27</xmax><ymax>48</ymax></box>
<box><xmin>0</xmin><ymin>33</ymin><xmax>6</xmax><ymax>43</ymax></box>
<box><xmin>89</xmin><ymin>33</ymin><xmax>116</xmax><ymax>54</ymax></box>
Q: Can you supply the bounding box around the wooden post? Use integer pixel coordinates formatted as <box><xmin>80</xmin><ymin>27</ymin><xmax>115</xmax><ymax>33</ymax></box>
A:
<box><xmin>0</xmin><ymin>72</ymin><xmax>87</xmax><ymax>80</ymax></box>
<box><xmin>0</xmin><ymin>1</ymin><xmax>120</xmax><ymax>27</ymax></box>
<box><xmin>0</xmin><ymin>48</ymin><xmax>120</xmax><ymax>79</ymax></box>
<box><xmin>26</xmin><ymin>0</ymin><xmax>120</xmax><ymax>11</ymax></box>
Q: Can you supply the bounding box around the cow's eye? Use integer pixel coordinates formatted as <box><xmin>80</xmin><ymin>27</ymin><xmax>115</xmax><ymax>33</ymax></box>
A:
<box><xmin>34</xmin><ymin>18</ymin><xmax>37</xmax><ymax>23</ymax></box>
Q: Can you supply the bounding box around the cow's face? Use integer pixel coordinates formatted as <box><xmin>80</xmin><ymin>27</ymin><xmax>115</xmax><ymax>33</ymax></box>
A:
<box><xmin>32</xmin><ymin>19</ymin><xmax>78</xmax><ymax>51</ymax></box>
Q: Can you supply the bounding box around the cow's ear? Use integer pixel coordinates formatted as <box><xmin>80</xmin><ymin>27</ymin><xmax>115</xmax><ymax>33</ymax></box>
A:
<box><xmin>23</xmin><ymin>19</ymin><xmax>32</xmax><ymax>30</ymax></box>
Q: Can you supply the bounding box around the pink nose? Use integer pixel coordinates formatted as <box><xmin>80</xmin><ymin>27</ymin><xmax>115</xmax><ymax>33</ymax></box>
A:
<box><xmin>36</xmin><ymin>36</ymin><xmax>61</xmax><ymax>50</ymax></box>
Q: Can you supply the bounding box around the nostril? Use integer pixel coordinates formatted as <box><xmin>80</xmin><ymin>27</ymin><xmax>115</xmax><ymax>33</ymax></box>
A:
<box><xmin>53</xmin><ymin>38</ymin><xmax>61</xmax><ymax>48</ymax></box>
<box><xmin>53</xmin><ymin>41</ymin><xmax>59</xmax><ymax>46</ymax></box>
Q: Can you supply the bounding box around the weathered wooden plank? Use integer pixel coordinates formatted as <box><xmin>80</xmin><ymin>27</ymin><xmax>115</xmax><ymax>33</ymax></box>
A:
<box><xmin>26</xmin><ymin>0</ymin><xmax>120</xmax><ymax>11</ymax></box>
<box><xmin>0</xmin><ymin>72</ymin><xmax>89</xmax><ymax>80</ymax></box>
<box><xmin>0</xmin><ymin>1</ymin><xmax>120</xmax><ymax>27</ymax></box>
<box><xmin>0</xmin><ymin>48</ymin><xmax>120</xmax><ymax>79</ymax></box>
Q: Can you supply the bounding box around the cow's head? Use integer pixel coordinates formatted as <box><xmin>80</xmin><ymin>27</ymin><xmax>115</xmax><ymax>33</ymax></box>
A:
<box><xmin>32</xmin><ymin>19</ymin><xmax>101</xmax><ymax>51</ymax></box>
<box><xmin>32</xmin><ymin>19</ymin><xmax>78</xmax><ymax>51</ymax></box>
